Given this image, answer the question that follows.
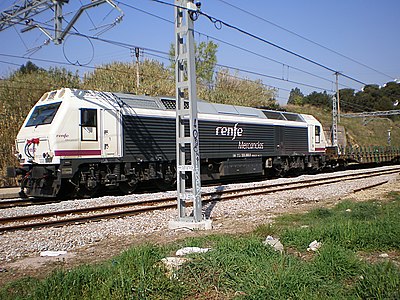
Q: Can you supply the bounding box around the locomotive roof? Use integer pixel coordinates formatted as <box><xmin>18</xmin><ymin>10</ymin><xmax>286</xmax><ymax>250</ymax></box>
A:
<box><xmin>113</xmin><ymin>92</ymin><xmax>305</xmax><ymax>123</ymax></box>
<box><xmin>41</xmin><ymin>89</ymin><xmax>306</xmax><ymax>124</ymax></box>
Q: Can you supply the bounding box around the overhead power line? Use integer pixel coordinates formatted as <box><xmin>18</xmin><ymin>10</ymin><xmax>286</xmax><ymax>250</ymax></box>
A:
<box><xmin>216</xmin><ymin>63</ymin><xmax>334</xmax><ymax>93</ymax></box>
<box><xmin>215</xmin><ymin>0</ymin><xmax>395</xmax><ymax>81</ymax></box>
<box><xmin>198</xmin><ymin>10</ymin><xmax>367</xmax><ymax>86</ymax></box>
<box><xmin>1</xmin><ymin>11</ymin><xmax>341</xmax><ymax>95</ymax></box>
<box><xmin>1</xmin><ymin>1</ymin><xmax>366</xmax><ymax>97</ymax></box>
<box><xmin>118</xmin><ymin>1</ymin><xmax>354</xmax><ymax>90</ymax></box>
<box><xmin>0</xmin><ymin>60</ymin><xmax>23</xmax><ymax>67</ymax></box>
<box><xmin>146</xmin><ymin>0</ymin><xmax>368</xmax><ymax>87</ymax></box>
<box><xmin>3</xmin><ymin>1</ymin><xmax>358</xmax><ymax>94</ymax></box>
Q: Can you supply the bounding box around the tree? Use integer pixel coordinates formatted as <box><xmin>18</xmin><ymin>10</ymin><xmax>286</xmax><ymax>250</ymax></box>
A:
<box><xmin>381</xmin><ymin>81</ymin><xmax>400</xmax><ymax>107</ymax></box>
<box><xmin>82</xmin><ymin>60</ymin><xmax>174</xmax><ymax>96</ymax></box>
<box><xmin>339</xmin><ymin>88</ymin><xmax>355</xmax><ymax>112</ymax></box>
<box><xmin>195</xmin><ymin>41</ymin><xmax>218</xmax><ymax>86</ymax></box>
<box><xmin>353</xmin><ymin>91</ymin><xmax>374</xmax><ymax>111</ymax></box>
<box><xmin>287</xmin><ymin>88</ymin><xmax>304</xmax><ymax>105</ymax></box>
<box><xmin>302</xmin><ymin>91</ymin><xmax>332</xmax><ymax>109</ymax></box>
<box><xmin>353</xmin><ymin>84</ymin><xmax>393</xmax><ymax>112</ymax></box>
<box><xmin>169</xmin><ymin>40</ymin><xmax>218</xmax><ymax>87</ymax></box>
<box><xmin>18</xmin><ymin>61</ymin><xmax>42</xmax><ymax>74</ymax></box>
<box><xmin>204</xmin><ymin>69</ymin><xmax>278</xmax><ymax>109</ymax></box>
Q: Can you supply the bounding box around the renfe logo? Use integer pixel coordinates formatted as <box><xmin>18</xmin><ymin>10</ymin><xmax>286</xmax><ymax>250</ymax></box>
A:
<box><xmin>215</xmin><ymin>123</ymin><xmax>243</xmax><ymax>140</ymax></box>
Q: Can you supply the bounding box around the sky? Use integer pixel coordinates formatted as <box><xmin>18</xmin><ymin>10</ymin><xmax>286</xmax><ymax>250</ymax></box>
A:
<box><xmin>0</xmin><ymin>0</ymin><xmax>399</xmax><ymax>105</ymax></box>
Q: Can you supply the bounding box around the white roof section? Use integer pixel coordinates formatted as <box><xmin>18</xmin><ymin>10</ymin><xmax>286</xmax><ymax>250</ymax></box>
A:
<box><xmin>42</xmin><ymin>88</ymin><xmax>318</xmax><ymax>125</ymax></box>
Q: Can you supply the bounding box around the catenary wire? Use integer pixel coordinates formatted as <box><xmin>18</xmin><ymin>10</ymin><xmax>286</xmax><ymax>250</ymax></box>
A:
<box><xmin>1</xmin><ymin>16</ymin><xmax>341</xmax><ymax>95</ymax></box>
<box><xmin>3</xmin><ymin>6</ymin><xmax>356</xmax><ymax>94</ymax></box>
<box><xmin>215</xmin><ymin>0</ymin><xmax>395</xmax><ymax>81</ymax></box>
<box><xmin>118</xmin><ymin>1</ymin><xmax>355</xmax><ymax>90</ymax></box>
<box><xmin>145</xmin><ymin>0</ymin><xmax>368</xmax><ymax>86</ymax></box>
<box><xmin>2</xmin><ymin>5</ymin><xmax>370</xmax><ymax>99</ymax></box>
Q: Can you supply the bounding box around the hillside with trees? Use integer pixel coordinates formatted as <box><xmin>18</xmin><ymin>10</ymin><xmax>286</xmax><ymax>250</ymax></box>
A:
<box><xmin>287</xmin><ymin>82</ymin><xmax>400</xmax><ymax>113</ymax></box>
<box><xmin>286</xmin><ymin>82</ymin><xmax>400</xmax><ymax>148</ymax></box>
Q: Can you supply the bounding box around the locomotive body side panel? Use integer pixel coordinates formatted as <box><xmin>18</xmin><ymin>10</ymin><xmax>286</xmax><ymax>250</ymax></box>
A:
<box><xmin>281</xmin><ymin>126</ymin><xmax>309</xmax><ymax>155</ymax></box>
<box><xmin>123</xmin><ymin>115</ymin><xmax>175</xmax><ymax>161</ymax></box>
<box><xmin>122</xmin><ymin>114</ymin><xmax>308</xmax><ymax>161</ymax></box>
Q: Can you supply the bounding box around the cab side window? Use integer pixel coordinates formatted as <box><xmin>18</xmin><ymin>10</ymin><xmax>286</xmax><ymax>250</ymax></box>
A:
<box><xmin>80</xmin><ymin>108</ymin><xmax>97</xmax><ymax>141</ymax></box>
<box><xmin>315</xmin><ymin>126</ymin><xmax>321</xmax><ymax>143</ymax></box>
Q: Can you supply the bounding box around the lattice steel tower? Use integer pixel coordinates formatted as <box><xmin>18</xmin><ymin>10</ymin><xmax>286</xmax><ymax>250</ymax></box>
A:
<box><xmin>174</xmin><ymin>0</ymin><xmax>203</xmax><ymax>223</ymax></box>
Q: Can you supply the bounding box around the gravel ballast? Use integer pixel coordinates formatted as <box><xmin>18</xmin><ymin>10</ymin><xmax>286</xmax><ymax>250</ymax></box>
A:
<box><xmin>0</xmin><ymin>165</ymin><xmax>399</xmax><ymax>264</ymax></box>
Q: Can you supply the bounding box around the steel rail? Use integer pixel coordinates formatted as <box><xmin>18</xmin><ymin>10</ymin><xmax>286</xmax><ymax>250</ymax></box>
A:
<box><xmin>0</xmin><ymin>199</ymin><xmax>35</xmax><ymax>209</ymax></box>
<box><xmin>0</xmin><ymin>167</ymin><xmax>398</xmax><ymax>232</ymax></box>
<box><xmin>2</xmin><ymin>165</ymin><xmax>400</xmax><ymax>208</ymax></box>
<box><xmin>2</xmin><ymin>166</ymin><xmax>399</xmax><ymax>222</ymax></box>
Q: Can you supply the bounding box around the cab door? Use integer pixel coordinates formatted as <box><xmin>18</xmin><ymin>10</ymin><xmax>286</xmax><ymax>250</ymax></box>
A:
<box><xmin>79</xmin><ymin>108</ymin><xmax>101</xmax><ymax>156</ymax></box>
<box><xmin>308</xmin><ymin>124</ymin><xmax>316</xmax><ymax>152</ymax></box>
<box><xmin>100</xmin><ymin>108</ymin><xmax>120</xmax><ymax>157</ymax></box>
<box><xmin>308</xmin><ymin>124</ymin><xmax>324</xmax><ymax>152</ymax></box>
<box><xmin>314</xmin><ymin>124</ymin><xmax>325</xmax><ymax>152</ymax></box>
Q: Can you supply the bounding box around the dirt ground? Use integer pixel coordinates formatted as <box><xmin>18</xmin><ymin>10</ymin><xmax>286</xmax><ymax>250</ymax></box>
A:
<box><xmin>1</xmin><ymin>180</ymin><xmax>399</xmax><ymax>288</ymax></box>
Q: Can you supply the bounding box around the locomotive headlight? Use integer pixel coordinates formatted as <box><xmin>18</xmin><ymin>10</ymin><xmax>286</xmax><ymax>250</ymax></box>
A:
<box><xmin>15</xmin><ymin>150</ymin><xmax>24</xmax><ymax>163</ymax></box>
<box><xmin>14</xmin><ymin>146</ymin><xmax>21</xmax><ymax>159</ymax></box>
<box><xmin>43</xmin><ymin>152</ymin><xmax>54</xmax><ymax>162</ymax></box>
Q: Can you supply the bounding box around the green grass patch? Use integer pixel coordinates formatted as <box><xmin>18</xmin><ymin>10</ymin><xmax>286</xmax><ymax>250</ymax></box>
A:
<box><xmin>1</xmin><ymin>195</ymin><xmax>400</xmax><ymax>299</ymax></box>
<box><xmin>266</xmin><ymin>196</ymin><xmax>400</xmax><ymax>252</ymax></box>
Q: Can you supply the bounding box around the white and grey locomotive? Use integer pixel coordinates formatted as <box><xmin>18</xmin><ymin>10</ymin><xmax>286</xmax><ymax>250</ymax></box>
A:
<box><xmin>9</xmin><ymin>88</ymin><xmax>326</xmax><ymax>198</ymax></box>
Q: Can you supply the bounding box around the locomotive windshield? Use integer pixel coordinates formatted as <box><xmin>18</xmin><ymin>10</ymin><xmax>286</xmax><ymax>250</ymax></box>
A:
<box><xmin>26</xmin><ymin>102</ymin><xmax>61</xmax><ymax>127</ymax></box>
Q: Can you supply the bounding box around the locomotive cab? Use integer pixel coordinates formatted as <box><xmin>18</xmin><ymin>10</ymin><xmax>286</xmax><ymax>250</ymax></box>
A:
<box><xmin>12</xmin><ymin>88</ymin><xmax>122</xmax><ymax>197</ymax></box>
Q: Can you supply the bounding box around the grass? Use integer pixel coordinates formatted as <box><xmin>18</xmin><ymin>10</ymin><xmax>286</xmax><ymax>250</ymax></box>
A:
<box><xmin>1</xmin><ymin>193</ymin><xmax>400</xmax><ymax>299</ymax></box>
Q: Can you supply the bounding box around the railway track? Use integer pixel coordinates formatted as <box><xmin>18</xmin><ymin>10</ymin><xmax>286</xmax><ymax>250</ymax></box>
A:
<box><xmin>0</xmin><ymin>198</ymin><xmax>63</xmax><ymax>209</ymax></box>
<box><xmin>0</xmin><ymin>166</ymin><xmax>399</xmax><ymax>233</ymax></box>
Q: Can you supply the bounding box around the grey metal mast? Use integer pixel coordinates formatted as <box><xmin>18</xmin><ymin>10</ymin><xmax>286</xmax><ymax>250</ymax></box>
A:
<box><xmin>332</xmin><ymin>72</ymin><xmax>339</xmax><ymax>147</ymax></box>
<box><xmin>174</xmin><ymin>0</ymin><xmax>202</xmax><ymax>223</ymax></box>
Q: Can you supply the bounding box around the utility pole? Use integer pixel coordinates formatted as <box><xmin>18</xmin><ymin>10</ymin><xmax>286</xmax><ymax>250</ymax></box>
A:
<box><xmin>134</xmin><ymin>47</ymin><xmax>140</xmax><ymax>93</ymax></box>
<box><xmin>169</xmin><ymin>0</ymin><xmax>210</xmax><ymax>230</ymax></box>
<box><xmin>332</xmin><ymin>95</ymin><xmax>338</xmax><ymax>147</ymax></box>
<box><xmin>331</xmin><ymin>72</ymin><xmax>340</xmax><ymax>148</ymax></box>
<box><xmin>335</xmin><ymin>72</ymin><xmax>340</xmax><ymax>123</ymax></box>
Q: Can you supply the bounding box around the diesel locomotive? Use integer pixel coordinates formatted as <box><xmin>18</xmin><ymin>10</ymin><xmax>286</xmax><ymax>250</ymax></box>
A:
<box><xmin>8</xmin><ymin>88</ymin><xmax>327</xmax><ymax>198</ymax></box>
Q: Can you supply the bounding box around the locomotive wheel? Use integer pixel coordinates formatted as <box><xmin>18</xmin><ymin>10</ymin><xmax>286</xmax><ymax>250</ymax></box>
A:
<box><xmin>71</xmin><ymin>166</ymin><xmax>102</xmax><ymax>198</ymax></box>
<box><xmin>154</xmin><ymin>178</ymin><xmax>176</xmax><ymax>191</ymax></box>
<box><xmin>77</xmin><ymin>184</ymin><xmax>100</xmax><ymax>198</ymax></box>
<box><xmin>155</xmin><ymin>164</ymin><xmax>176</xmax><ymax>191</ymax></box>
<box><xmin>74</xmin><ymin>169</ymin><xmax>101</xmax><ymax>198</ymax></box>
<box><xmin>56</xmin><ymin>179</ymin><xmax>76</xmax><ymax>199</ymax></box>
<box><xmin>118</xmin><ymin>181</ymin><xmax>137</xmax><ymax>194</ymax></box>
